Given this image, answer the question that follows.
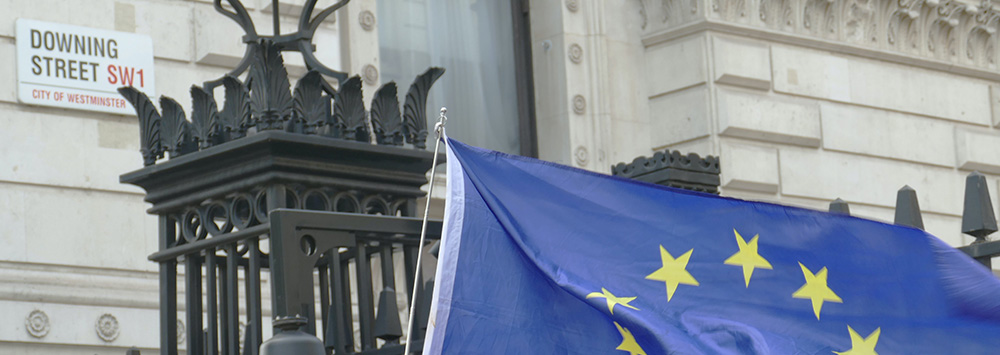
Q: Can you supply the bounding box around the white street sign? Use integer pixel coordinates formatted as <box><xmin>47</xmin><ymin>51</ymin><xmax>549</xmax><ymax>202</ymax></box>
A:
<box><xmin>16</xmin><ymin>18</ymin><xmax>156</xmax><ymax>115</ymax></box>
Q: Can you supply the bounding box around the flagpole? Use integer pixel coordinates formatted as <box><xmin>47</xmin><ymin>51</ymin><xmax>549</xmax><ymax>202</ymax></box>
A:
<box><xmin>403</xmin><ymin>107</ymin><xmax>447</xmax><ymax>355</ymax></box>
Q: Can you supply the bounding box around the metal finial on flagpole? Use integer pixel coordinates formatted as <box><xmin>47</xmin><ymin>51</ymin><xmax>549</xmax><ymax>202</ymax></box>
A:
<box><xmin>436</xmin><ymin>107</ymin><xmax>448</xmax><ymax>134</ymax></box>
<box><xmin>403</xmin><ymin>107</ymin><xmax>448</xmax><ymax>355</ymax></box>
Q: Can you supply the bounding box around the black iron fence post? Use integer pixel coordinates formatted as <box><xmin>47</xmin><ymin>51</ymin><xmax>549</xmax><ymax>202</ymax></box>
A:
<box><xmin>958</xmin><ymin>172</ymin><xmax>1000</xmax><ymax>267</ymax></box>
<box><xmin>158</xmin><ymin>216</ymin><xmax>178</xmax><ymax>355</ymax></box>
<box><xmin>894</xmin><ymin>186</ymin><xmax>924</xmax><ymax>230</ymax></box>
<box><xmin>841</xmin><ymin>172</ymin><xmax>1000</xmax><ymax>269</ymax></box>
<box><xmin>829</xmin><ymin>198</ymin><xmax>850</xmax><ymax>215</ymax></box>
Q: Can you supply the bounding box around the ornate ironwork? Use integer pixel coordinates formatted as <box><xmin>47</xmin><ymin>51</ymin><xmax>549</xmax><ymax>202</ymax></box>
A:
<box><xmin>613</xmin><ymin>149</ymin><xmax>721</xmax><ymax>194</ymax></box>
<box><xmin>119</xmin><ymin>0</ymin><xmax>445</xmax><ymax>167</ymax></box>
<box><xmin>118</xmin><ymin>87</ymin><xmax>162</xmax><ymax>165</ymax></box>
<box><xmin>220</xmin><ymin>76</ymin><xmax>252</xmax><ymax>139</ymax></box>
<box><xmin>120</xmin><ymin>1</ymin><xmax>446</xmax><ymax>354</ymax></box>
<box><xmin>371</xmin><ymin>83</ymin><xmax>403</xmax><ymax>146</ymax></box>
<box><xmin>191</xmin><ymin>86</ymin><xmax>222</xmax><ymax>148</ymax></box>
<box><xmin>159</xmin><ymin>97</ymin><xmax>196</xmax><ymax>158</ymax></box>
<box><xmin>248</xmin><ymin>40</ymin><xmax>293</xmax><ymax>131</ymax></box>
<box><xmin>293</xmin><ymin>71</ymin><xmax>329</xmax><ymax>134</ymax></box>
<box><xmin>404</xmin><ymin>68</ymin><xmax>445</xmax><ymax>149</ymax></box>
<box><xmin>333</xmin><ymin>77</ymin><xmax>368</xmax><ymax>141</ymax></box>
<box><xmin>120</xmin><ymin>41</ymin><xmax>444</xmax><ymax>165</ymax></box>
<box><xmin>205</xmin><ymin>0</ymin><xmax>349</xmax><ymax>89</ymax></box>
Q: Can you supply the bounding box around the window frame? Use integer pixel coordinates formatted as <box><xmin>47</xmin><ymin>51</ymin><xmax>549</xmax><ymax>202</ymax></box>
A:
<box><xmin>509</xmin><ymin>0</ymin><xmax>538</xmax><ymax>158</ymax></box>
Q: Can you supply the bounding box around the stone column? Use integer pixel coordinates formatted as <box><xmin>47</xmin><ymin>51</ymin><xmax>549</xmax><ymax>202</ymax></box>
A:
<box><xmin>339</xmin><ymin>0</ymin><xmax>381</xmax><ymax>104</ymax></box>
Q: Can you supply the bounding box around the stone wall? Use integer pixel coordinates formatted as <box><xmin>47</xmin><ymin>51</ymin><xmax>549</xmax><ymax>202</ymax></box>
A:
<box><xmin>529</xmin><ymin>0</ymin><xmax>1000</xmax><ymax>250</ymax></box>
<box><xmin>0</xmin><ymin>0</ymin><xmax>368</xmax><ymax>352</ymax></box>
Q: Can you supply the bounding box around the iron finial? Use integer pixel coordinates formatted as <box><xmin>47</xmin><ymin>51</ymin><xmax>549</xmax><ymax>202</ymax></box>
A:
<box><xmin>894</xmin><ymin>185</ymin><xmax>924</xmax><ymax>230</ymax></box>
<box><xmin>829</xmin><ymin>198</ymin><xmax>850</xmax><ymax>215</ymax></box>
<box><xmin>961</xmin><ymin>171</ymin><xmax>998</xmax><ymax>243</ymax></box>
<box><xmin>436</xmin><ymin>107</ymin><xmax>448</xmax><ymax>134</ymax></box>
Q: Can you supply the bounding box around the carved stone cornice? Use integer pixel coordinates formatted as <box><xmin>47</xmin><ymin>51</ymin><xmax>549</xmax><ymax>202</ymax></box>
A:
<box><xmin>639</xmin><ymin>0</ymin><xmax>1000</xmax><ymax>74</ymax></box>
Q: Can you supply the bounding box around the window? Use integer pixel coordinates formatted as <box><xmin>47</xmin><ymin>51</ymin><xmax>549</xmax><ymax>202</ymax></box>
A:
<box><xmin>378</xmin><ymin>0</ymin><xmax>533</xmax><ymax>155</ymax></box>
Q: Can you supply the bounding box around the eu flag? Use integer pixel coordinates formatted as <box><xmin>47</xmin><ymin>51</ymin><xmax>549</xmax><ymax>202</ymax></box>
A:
<box><xmin>424</xmin><ymin>138</ymin><xmax>1000</xmax><ymax>354</ymax></box>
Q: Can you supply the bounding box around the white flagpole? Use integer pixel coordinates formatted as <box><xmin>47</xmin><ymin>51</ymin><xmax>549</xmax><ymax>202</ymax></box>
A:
<box><xmin>403</xmin><ymin>107</ymin><xmax>447</xmax><ymax>355</ymax></box>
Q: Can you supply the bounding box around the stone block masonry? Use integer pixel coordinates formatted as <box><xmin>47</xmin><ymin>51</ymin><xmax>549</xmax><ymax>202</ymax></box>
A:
<box><xmin>0</xmin><ymin>0</ymin><xmax>348</xmax><ymax>353</ymax></box>
<box><xmin>625</xmin><ymin>0</ymin><xmax>1000</xmax><ymax>250</ymax></box>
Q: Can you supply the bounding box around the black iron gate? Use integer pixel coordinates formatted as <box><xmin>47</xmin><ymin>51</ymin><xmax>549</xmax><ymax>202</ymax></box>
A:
<box><xmin>121</xmin><ymin>126</ymin><xmax>445</xmax><ymax>355</ymax></box>
<box><xmin>119</xmin><ymin>1</ymin><xmax>447</xmax><ymax>352</ymax></box>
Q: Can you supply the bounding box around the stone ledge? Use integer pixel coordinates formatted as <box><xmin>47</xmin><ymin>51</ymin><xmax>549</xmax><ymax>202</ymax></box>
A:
<box><xmin>644</xmin><ymin>34</ymin><xmax>708</xmax><ymax>97</ymax></box>
<box><xmin>649</xmin><ymin>86</ymin><xmax>711</xmax><ymax>148</ymax></box>
<box><xmin>640</xmin><ymin>0</ymin><xmax>1000</xmax><ymax>74</ymax></box>
<box><xmin>720</xmin><ymin>141</ymin><xmax>779</xmax><ymax>194</ymax></box>
<box><xmin>820</xmin><ymin>103</ymin><xmax>957</xmax><ymax>168</ymax></box>
<box><xmin>957</xmin><ymin>127</ymin><xmax>1000</xmax><ymax>174</ymax></box>
<box><xmin>0</xmin><ymin>105</ymin><xmax>146</xmax><ymax>195</ymax></box>
<box><xmin>642</xmin><ymin>19</ymin><xmax>1000</xmax><ymax>83</ymax></box>
<box><xmin>716</xmin><ymin>87</ymin><xmax>821</xmax><ymax>147</ymax></box>
<box><xmin>772</xmin><ymin>44</ymin><xmax>991</xmax><ymax>126</ymax></box>
<box><xmin>712</xmin><ymin>35</ymin><xmax>771</xmax><ymax>91</ymax></box>
<box><xmin>778</xmin><ymin>146</ymin><xmax>1000</xmax><ymax>216</ymax></box>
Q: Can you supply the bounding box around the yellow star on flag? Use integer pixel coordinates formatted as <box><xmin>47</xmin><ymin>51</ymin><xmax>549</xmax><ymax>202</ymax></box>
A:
<box><xmin>645</xmin><ymin>246</ymin><xmax>699</xmax><ymax>301</ymax></box>
<box><xmin>587</xmin><ymin>288</ymin><xmax>639</xmax><ymax>315</ymax></box>
<box><xmin>723</xmin><ymin>229</ymin><xmax>772</xmax><ymax>287</ymax></box>
<box><xmin>791</xmin><ymin>262</ymin><xmax>842</xmax><ymax>319</ymax></box>
<box><xmin>834</xmin><ymin>326</ymin><xmax>881</xmax><ymax>355</ymax></box>
<box><xmin>613</xmin><ymin>321</ymin><xmax>646</xmax><ymax>355</ymax></box>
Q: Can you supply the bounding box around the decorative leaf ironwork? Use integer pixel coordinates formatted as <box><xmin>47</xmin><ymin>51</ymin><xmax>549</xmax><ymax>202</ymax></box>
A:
<box><xmin>221</xmin><ymin>75</ymin><xmax>252</xmax><ymax>139</ymax></box>
<box><xmin>248</xmin><ymin>40</ymin><xmax>293</xmax><ymax>131</ymax></box>
<box><xmin>159</xmin><ymin>96</ymin><xmax>195</xmax><ymax>158</ymax></box>
<box><xmin>116</xmin><ymin>0</ymin><xmax>448</xmax><ymax>168</ymax></box>
<box><xmin>403</xmin><ymin>67</ymin><xmax>445</xmax><ymax>149</ymax></box>
<box><xmin>118</xmin><ymin>86</ymin><xmax>163</xmax><ymax>166</ymax></box>
<box><xmin>333</xmin><ymin>76</ymin><xmax>368</xmax><ymax>142</ymax></box>
<box><xmin>190</xmin><ymin>85</ymin><xmax>221</xmax><ymax>148</ymax></box>
<box><xmin>293</xmin><ymin>71</ymin><xmax>331</xmax><ymax>134</ymax></box>
<box><xmin>201</xmin><ymin>0</ymin><xmax>348</xmax><ymax>91</ymax></box>
<box><xmin>370</xmin><ymin>82</ymin><xmax>402</xmax><ymax>146</ymax></box>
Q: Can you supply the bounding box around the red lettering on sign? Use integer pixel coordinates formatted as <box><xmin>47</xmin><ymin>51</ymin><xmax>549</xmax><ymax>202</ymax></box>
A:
<box><xmin>31</xmin><ymin>89</ymin><xmax>52</xmax><ymax>100</ymax></box>
<box><xmin>107</xmin><ymin>65</ymin><xmax>145</xmax><ymax>87</ymax></box>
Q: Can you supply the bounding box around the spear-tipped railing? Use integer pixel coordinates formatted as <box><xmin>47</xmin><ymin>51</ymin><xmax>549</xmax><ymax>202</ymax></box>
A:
<box><xmin>826</xmin><ymin>172</ymin><xmax>1000</xmax><ymax>268</ymax></box>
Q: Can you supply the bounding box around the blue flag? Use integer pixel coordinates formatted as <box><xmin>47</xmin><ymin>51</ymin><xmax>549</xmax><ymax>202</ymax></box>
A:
<box><xmin>424</xmin><ymin>138</ymin><xmax>1000</xmax><ymax>354</ymax></box>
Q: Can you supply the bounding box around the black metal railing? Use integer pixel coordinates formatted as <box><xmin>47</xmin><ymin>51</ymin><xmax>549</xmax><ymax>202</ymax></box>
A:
<box><xmin>121</xmin><ymin>128</ymin><xmax>443</xmax><ymax>355</ymax></box>
<box><xmin>615</xmin><ymin>151</ymin><xmax>1000</xmax><ymax>269</ymax></box>
<box><xmin>117</xmin><ymin>0</ymin><xmax>453</xmax><ymax>353</ymax></box>
<box><xmin>146</xmin><ymin>205</ymin><xmax>440</xmax><ymax>355</ymax></box>
<box><xmin>822</xmin><ymin>171</ymin><xmax>1000</xmax><ymax>268</ymax></box>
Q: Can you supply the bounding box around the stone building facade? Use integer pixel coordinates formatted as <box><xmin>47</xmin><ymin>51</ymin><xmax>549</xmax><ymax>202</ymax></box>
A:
<box><xmin>530</xmin><ymin>0</ymin><xmax>1000</xmax><ymax>248</ymax></box>
<box><xmin>0</xmin><ymin>0</ymin><xmax>999</xmax><ymax>353</ymax></box>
